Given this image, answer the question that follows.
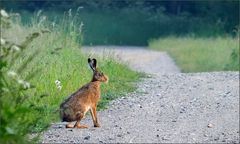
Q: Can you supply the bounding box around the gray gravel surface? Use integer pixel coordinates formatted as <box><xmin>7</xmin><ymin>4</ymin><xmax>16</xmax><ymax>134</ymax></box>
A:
<box><xmin>41</xmin><ymin>46</ymin><xmax>239</xmax><ymax>143</ymax></box>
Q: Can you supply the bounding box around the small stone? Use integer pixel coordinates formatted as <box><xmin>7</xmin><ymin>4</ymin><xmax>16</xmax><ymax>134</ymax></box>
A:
<box><xmin>127</xmin><ymin>131</ymin><xmax>130</xmax><ymax>134</ymax></box>
<box><xmin>156</xmin><ymin>134</ymin><xmax>159</xmax><ymax>137</ymax></box>
<box><xmin>207</xmin><ymin>123</ymin><xmax>214</xmax><ymax>128</ymax></box>
<box><xmin>84</xmin><ymin>136</ymin><xmax>90</xmax><ymax>140</ymax></box>
<box><xmin>208</xmin><ymin>87</ymin><xmax>214</xmax><ymax>90</ymax></box>
<box><xmin>117</xmin><ymin>134</ymin><xmax>122</xmax><ymax>137</ymax></box>
<box><xmin>156</xmin><ymin>94</ymin><xmax>161</xmax><ymax>96</ymax></box>
<box><xmin>225</xmin><ymin>91</ymin><xmax>231</xmax><ymax>94</ymax></box>
<box><xmin>140</xmin><ymin>105</ymin><xmax>143</xmax><ymax>108</ymax></box>
<box><xmin>214</xmin><ymin>137</ymin><xmax>219</xmax><ymax>141</ymax></box>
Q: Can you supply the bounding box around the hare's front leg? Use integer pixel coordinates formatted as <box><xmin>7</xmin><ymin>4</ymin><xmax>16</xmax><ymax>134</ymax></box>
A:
<box><xmin>90</xmin><ymin>106</ymin><xmax>100</xmax><ymax>127</ymax></box>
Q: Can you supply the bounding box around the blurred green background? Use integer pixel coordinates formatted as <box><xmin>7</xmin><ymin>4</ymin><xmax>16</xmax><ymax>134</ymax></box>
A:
<box><xmin>2</xmin><ymin>0</ymin><xmax>239</xmax><ymax>46</ymax></box>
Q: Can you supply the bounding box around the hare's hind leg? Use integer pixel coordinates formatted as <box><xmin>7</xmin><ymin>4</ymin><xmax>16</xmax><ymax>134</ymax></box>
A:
<box><xmin>90</xmin><ymin>106</ymin><xmax>100</xmax><ymax>127</ymax></box>
<box><xmin>74</xmin><ymin>111</ymin><xmax>88</xmax><ymax>128</ymax></box>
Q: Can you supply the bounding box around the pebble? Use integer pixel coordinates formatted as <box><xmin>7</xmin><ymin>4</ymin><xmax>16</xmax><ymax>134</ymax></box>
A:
<box><xmin>84</xmin><ymin>136</ymin><xmax>90</xmax><ymax>140</ymax></box>
<box><xmin>214</xmin><ymin>137</ymin><xmax>219</xmax><ymax>141</ymax></box>
<box><xmin>207</xmin><ymin>123</ymin><xmax>214</xmax><ymax>128</ymax></box>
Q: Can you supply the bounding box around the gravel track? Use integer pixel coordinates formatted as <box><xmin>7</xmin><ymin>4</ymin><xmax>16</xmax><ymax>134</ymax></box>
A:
<box><xmin>42</xmin><ymin>46</ymin><xmax>239</xmax><ymax>143</ymax></box>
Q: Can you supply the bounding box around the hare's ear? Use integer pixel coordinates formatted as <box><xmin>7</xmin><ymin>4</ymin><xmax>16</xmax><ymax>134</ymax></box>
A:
<box><xmin>92</xmin><ymin>58</ymin><xmax>97</xmax><ymax>69</ymax></box>
<box><xmin>88</xmin><ymin>58</ymin><xmax>95</xmax><ymax>71</ymax></box>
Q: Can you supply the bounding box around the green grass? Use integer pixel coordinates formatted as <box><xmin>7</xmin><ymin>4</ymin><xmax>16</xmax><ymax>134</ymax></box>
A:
<box><xmin>1</xmin><ymin>10</ymin><xmax>142</xmax><ymax>137</ymax></box>
<box><xmin>149</xmin><ymin>37</ymin><xmax>239</xmax><ymax>72</ymax></box>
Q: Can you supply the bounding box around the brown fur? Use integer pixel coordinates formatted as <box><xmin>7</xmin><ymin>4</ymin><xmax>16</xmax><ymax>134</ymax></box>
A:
<box><xmin>60</xmin><ymin>58</ymin><xmax>108</xmax><ymax>128</ymax></box>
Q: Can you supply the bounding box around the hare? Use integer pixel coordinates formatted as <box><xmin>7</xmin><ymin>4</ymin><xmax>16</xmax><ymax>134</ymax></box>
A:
<box><xmin>60</xmin><ymin>58</ymin><xmax>108</xmax><ymax>128</ymax></box>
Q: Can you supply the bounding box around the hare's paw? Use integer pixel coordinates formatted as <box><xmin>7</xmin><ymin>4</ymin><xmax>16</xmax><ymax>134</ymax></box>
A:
<box><xmin>74</xmin><ymin>123</ymin><xmax>88</xmax><ymax>129</ymax></box>
<box><xmin>94</xmin><ymin>123</ymin><xmax>100</xmax><ymax>127</ymax></box>
<box><xmin>66</xmin><ymin>123</ymin><xmax>74</xmax><ymax>128</ymax></box>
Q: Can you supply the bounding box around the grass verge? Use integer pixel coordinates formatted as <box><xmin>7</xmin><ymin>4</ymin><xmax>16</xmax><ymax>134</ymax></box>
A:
<box><xmin>1</xmin><ymin>10</ymin><xmax>142</xmax><ymax>143</ymax></box>
<box><xmin>149</xmin><ymin>36</ymin><xmax>239</xmax><ymax>72</ymax></box>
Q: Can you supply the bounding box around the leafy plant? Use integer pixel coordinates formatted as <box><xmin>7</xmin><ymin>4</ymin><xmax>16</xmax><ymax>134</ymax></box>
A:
<box><xmin>0</xmin><ymin>10</ymin><xmax>47</xmax><ymax>143</ymax></box>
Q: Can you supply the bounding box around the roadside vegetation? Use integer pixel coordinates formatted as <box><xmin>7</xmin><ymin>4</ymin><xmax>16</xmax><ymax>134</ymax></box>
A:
<box><xmin>0</xmin><ymin>9</ymin><xmax>141</xmax><ymax>143</ymax></box>
<box><xmin>149</xmin><ymin>36</ymin><xmax>239</xmax><ymax>72</ymax></box>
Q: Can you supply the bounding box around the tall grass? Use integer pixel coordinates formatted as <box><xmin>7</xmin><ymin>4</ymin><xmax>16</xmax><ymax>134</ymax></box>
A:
<box><xmin>1</xmin><ymin>9</ymin><xmax>141</xmax><ymax>143</ymax></box>
<box><xmin>149</xmin><ymin>36</ymin><xmax>239</xmax><ymax>72</ymax></box>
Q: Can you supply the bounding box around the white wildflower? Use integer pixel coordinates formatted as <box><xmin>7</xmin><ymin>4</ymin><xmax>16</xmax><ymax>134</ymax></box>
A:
<box><xmin>57</xmin><ymin>85</ymin><xmax>62</xmax><ymax>91</ymax></box>
<box><xmin>55</xmin><ymin>80</ymin><xmax>61</xmax><ymax>85</ymax></box>
<box><xmin>18</xmin><ymin>79</ymin><xmax>31</xmax><ymax>89</ymax></box>
<box><xmin>12</xmin><ymin>45</ymin><xmax>20</xmax><ymax>51</ymax></box>
<box><xmin>55</xmin><ymin>80</ymin><xmax>62</xmax><ymax>91</ymax></box>
<box><xmin>23</xmin><ymin>81</ymin><xmax>31</xmax><ymax>89</ymax></box>
<box><xmin>17</xmin><ymin>79</ymin><xmax>25</xmax><ymax>85</ymax></box>
<box><xmin>1</xmin><ymin>38</ymin><xmax>6</xmax><ymax>45</ymax></box>
<box><xmin>7</xmin><ymin>71</ymin><xmax>17</xmax><ymax>77</ymax></box>
<box><xmin>0</xmin><ymin>9</ymin><xmax>9</xmax><ymax>18</ymax></box>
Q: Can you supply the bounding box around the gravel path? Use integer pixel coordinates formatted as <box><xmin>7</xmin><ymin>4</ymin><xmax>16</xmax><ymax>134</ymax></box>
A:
<box><xmin>42</xmin><ymin>46</ymin><xmax>239</xmax><ymax>143</ymax></box>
